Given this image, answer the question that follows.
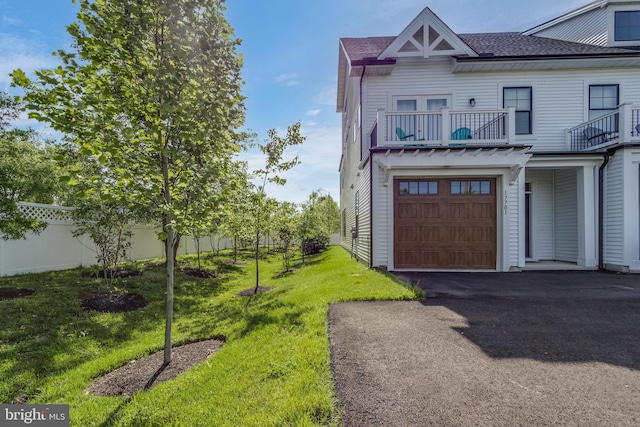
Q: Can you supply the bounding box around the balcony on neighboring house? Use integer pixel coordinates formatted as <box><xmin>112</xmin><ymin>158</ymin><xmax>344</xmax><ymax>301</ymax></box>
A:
<box><xmin>366</xmin><ymin>106</ymin><xmax>517</xmax><ymax>159</ymax></box>
<box><xmin>566</xmin><ymin>103</ymin><xmax>640</xmax><ymax>151</ymax></box>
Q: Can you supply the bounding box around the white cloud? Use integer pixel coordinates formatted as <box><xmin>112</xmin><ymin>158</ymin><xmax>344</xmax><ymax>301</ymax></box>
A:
<box><xmin>275</xmin><ymin>72</ymin><xmax>301</xmax><ymax>87</ymax></box>
<box><xmin>306</xmin><ymin>109</ymin><xmax>321</xmax><ymax>117</ymax></box>
<box><xmin>2</xmin><ymin>15</ymin><xmax>22</xmax><ymax>26</ymax></box>
<box><xmin>238</xmin><ymin>122</ymin><xmax>341</xmax><ymax>205</ymax></box>
<box><xmin>313</xmin><ymin>86</ymin><xmax>336</xmax><ymax>106</ymax></box>
<box><xmin>0</xmin><ymin>33</ymin><xmax>58</xmax><ymax>90</ymax></box>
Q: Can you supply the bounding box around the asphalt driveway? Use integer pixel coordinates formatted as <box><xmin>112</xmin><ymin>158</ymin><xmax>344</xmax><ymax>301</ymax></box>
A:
<box><xmin>329</xmin><ymin>271</ymin><xmax>640</xmax><ymax>426</ymax></box>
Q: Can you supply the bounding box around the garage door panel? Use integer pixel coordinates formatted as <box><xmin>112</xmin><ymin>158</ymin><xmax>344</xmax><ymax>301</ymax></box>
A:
<box><xmin>396</xmin><ymin>251</ymin><xmax>418</xmax><ymax>268</ymax></box>
<box><xmin>394</xmin><ymin>178</ymin><xmax>496</xmax><ymax>270</ymax></box>
<box><xmin>472</xmin><ymin>203</ymin><xmax>494</xmax><ymax>219</ymax></box>
<box><xmin>448</xmin><ymin>203</ymin><xmax>470</xmax><ymax>218</ymax></box>
<box><xmin>471</xmin><ymin>226</ymin><xmax>494</xmax><ymax>243</ymax></box>
<box><xmin>397</xmin><ymin>226</ymin><xmax>419</xmax><ymax>242</ymax></box>
<box><xmin>397</xmin><ymin>204</ymin><xmax>418</xmax><ymax>219</ymax></box>
<box><xmin>421</xmin><ymin>226</ymin><xmax>440</xmax><ymax>242</ymax></box>
<box><xmin>420</xmin><ymin>203</ymin><xmax>441</xmax><ymax>218</ymax></box>
<box><xmin>470</xmin><ymin>251</ymin><xmax>494</xmax><ymax>267</ymax></box>
<box><xmin>420</xmin><ymin>251</ymin><xmax>441</xmax><ymax>268</ymax></box>
<box><xmin>448</xmin><ymin>227</ymin><xmax>468</xmax><ymax>242</ymax></box>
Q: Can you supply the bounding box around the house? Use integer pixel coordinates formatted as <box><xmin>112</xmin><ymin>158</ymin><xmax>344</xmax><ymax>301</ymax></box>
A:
<box><xmin>337</xmin><ymin>0</ymin><xmax>640</xmax><ymax>272</ymax></box>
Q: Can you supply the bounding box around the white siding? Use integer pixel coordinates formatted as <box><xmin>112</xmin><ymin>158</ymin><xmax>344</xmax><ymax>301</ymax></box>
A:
<box><xmin>531</xmin><ymin>8</ymin><xmax>608</xmax><ymax>46</ymax></box>
<box><xmin>554</xmin><ymin>169</ymin><xmax>578</xmax><ymax>262</ymax></box>
<box><xmin>340</xmin><ymin>77</ymin><xmax>364</xmax><ymax>256</ymax></box>
<box><xmin>527</xmin><ymin>169</ymin><xmax>555</xmax><ymax>260</ymax></box>
<box><xmin>372</xmin><ymin>161</ymin><xmax>389</xmax><ymax>268</ymax></box>
<box><xmin>363</xmin><ymin>58</ymin><xmax>640</xmax><ymax>153</ymax></box>
<box><xmin>604</xmin><ymin>150</ymin><xmax>625</xmax><ymax>265</ymax></box>
<box><xmin>354</xmin><ymin>164</ymin><xmax>371</xmax><ymax>265</ymax></box>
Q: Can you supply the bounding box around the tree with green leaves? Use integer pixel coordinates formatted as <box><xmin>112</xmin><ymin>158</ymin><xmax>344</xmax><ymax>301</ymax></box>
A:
<box><xmin>13</xmin><ymin>0</ymin><xmax>245</xmax><ymax>364</ymax></box>
<box><xmin>0</xmin><ymin>92</ymin><xmax>59</xmax><ymax>240</ymax></box>
<box><xmin>272</xmin><ymin>201</ymin><xmax>299</xmax><ymax>272</ymax></box>
<box><xmin>298</xmin><ymin>190</ymin><xmax>340</xmax><ymax>260</ymax></box>
<box><xmin>250</xmin><ymin>122</ymin><xmax>304</xmax><ymax>292</ymax></box>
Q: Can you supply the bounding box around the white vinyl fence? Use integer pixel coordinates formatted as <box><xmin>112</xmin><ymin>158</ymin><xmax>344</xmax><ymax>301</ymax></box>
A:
<box><xmin>0</xmin><ymin>202</ymin><xmax>235</xmax><ymax>277</ymax></box>
<box><xmin>0</xmin><ymin>202</ymin><xmax>340</xmax><ymax>277</ymax></box>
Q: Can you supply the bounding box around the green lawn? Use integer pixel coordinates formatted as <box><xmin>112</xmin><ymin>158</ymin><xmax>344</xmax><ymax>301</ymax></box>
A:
<box><xmin>0</xmin><ymin>246</ymin><xmax>421</xmax><ymax>426</ymax></box>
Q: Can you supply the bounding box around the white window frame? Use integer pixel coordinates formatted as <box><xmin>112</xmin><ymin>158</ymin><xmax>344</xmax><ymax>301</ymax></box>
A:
<box><xmin>608</xmin><ymin>4</ymin><xmax>640</xmax><ymax>47</ymax></box>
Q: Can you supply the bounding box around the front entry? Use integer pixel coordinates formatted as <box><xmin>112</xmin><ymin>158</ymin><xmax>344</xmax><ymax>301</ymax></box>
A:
<box><xmin>393</xmin><ymin>177</ymin><xmax>497</xmax><ymax>269</ymax></box>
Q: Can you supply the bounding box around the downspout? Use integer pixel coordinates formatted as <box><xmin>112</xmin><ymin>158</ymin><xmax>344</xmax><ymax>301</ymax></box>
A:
<box><xmin>359</xmin><ymin>64</ymin><xmax>374</xmax><ymax>267</ymax></box>
<box><xmin>359</xmin><ymin>64</ymin><xmax>366</xmax><ymax>162</ymax></box>
<box><xmin>369</xmin><ymin>152</ymin><xmax>374</xmax><ymax>268</ymax></box>
<box><xmin>598</xmin><ymin>150</ymin><xmax>612</xmax><ymax>270</ymax></box>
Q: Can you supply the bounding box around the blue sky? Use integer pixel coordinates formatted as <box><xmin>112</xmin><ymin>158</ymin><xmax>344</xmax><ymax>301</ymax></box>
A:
<box><xmin>0</xmin><ymin>0</ymin><xmax>586</xmax><ymax>204</ymax></box>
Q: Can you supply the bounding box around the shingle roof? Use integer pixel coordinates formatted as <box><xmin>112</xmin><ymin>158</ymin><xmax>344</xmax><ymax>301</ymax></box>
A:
<box><xmin>340</xmin><ymin>37</ymin><xmax>395</xmax><ymax>62</ymax></box>
<box><xmin>458</xmin><ymin>33</ymin><xmax>636</xmax><ymax>57</ymax></box>
<box><xmin>340</xmin><ymin>33</ymin><xmax>637</xmax><ymax>63</ymax></box>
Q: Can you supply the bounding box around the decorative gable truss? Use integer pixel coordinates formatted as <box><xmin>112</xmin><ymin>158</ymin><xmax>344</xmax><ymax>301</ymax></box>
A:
<box><xmin>379</xmin><ymin>8</ymin><xmax>477</xmax><ymax>59</ymax></box>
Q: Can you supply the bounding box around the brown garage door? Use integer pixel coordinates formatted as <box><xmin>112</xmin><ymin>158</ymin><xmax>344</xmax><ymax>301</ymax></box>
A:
<box><xmin>394</xmin><ymin>178</ymin><xmax>496</xmax><ymax>269</ymax></box>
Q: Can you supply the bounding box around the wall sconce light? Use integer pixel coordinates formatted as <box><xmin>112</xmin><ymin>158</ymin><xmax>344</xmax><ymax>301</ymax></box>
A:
<box><xmin>469</xmin><ymin>98</ymin><xmax>476</xmax><ymax>107</ymax></box>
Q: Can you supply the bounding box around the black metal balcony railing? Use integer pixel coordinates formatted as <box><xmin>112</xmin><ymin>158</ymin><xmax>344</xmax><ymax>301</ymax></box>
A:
<box><xmin>450</xmin><ymin>112</ymin><xmax>507</xmax><ymax>140</ymax></box>
<box><xmin>568</xmin><ymin>112</ymin><xmax>619</xmax><ymax>151</ymax></box>
<box><xmin>385</xmin><ymin>112</ymin><xmax>442</xmax><ymax>142</ymax></box>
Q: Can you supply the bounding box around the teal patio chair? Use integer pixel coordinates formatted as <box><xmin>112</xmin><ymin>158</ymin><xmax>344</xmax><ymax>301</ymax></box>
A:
<box><xmin>396</xmin><ymin>127</ymin><xmax>424</xmax><ymax>141</ymax></box>
<box><xmin>451</xmin><ymin>127</ymin><xmax>472</xmax><ymax>140</ymax></box>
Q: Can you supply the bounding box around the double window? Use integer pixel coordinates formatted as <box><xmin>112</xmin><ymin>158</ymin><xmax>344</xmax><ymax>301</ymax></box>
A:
<box><xmin>503</xmin><ymin>87</ymin><xmax>532</xmax><ymax>135</ymax></box>
<box><xmin>615</xmin><ymin>11</ymin><xmax>640</xmax><ymax>42</ymax></box>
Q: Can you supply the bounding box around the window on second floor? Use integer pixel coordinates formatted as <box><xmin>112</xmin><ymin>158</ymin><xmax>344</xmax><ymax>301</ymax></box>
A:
<box><xmin>589</xmin><ymin>84</ymin><xmax>619</xmax><ymax>120</ymax></box>
<box><xmin>503</xmin><ymin>87</ymin><xmax>532</xmax><ymax>135</ymax></box>
<box><xmin>615</xmin><ymin>11</ymin><xmax>640</xmax><ymax>42</ymax></box>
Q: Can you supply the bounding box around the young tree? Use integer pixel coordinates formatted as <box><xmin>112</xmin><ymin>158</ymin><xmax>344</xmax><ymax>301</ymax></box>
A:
<box><xmin>71</xmin><ymin>194</ymin><xmax>134</xmax><ymax>287</ymax></box>
<box><xmin>272</xmin><ymin>201</ymin><xmax>299</xmax><ymax>272</ymax></box>
<box><xmin>13</xmin><ymin>0</ymin><xmax>245</xmax><ymax>364</ymax></box>
<box><xmin>250</xmin><ymin>122</ymin><xmax>304</xmax><ymax>292</ymax></box>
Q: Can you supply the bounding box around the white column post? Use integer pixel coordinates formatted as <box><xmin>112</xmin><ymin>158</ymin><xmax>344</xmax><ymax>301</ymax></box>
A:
<box><xmin>577</xmin><ymin>165</ymin><xmax>597</xmax><ymax>267</ymax></box>
<box><xmin>507</xmin><ymin>106</ymin><xmax>516</xmax><ymax>143</ymax></box>
<box><xmin>377</xmin><ymin>109</ymin><xmax>385</xmax><ymax>145</ymax></box>
<box><xmin>441</xmin><ymin>106</ymin><xmax>451</xmax><ymax>146</ymax></box>
<box><xmin>618</xmin><ymin>102</ymin><xmax>632</xmax><ymax>144</ymax></box>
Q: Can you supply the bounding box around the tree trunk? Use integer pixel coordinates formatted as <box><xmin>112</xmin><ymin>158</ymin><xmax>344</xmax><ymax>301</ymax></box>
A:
<box><xmin>162</xmin><ymin>153</ymin><xmax>173</xmax><ymax>365</ymax></box>
<box><xmin>233</xmin><ymin>236</ymin><xmax>237</xmax><ymax>262</ymax></box>
<box><xmin>254</xmin><ymin>232</ymin><xmax>260</xmax><ymax>292</ymax></box>
<box><xmin>196</xmin><ymin>236</ymin><xmax>201</xmax><ymax>270</ymax></box>
<box><xmin>172</xmin><ymin>233</ymin><xmax>181</xmax><ymax>263</ymax></box>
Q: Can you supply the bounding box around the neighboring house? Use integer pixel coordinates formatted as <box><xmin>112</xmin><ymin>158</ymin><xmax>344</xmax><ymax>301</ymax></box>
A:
<box><xmin>337</xmin><ymin>0</ymin><xmax>640</xmax><ymax>272</ymax></box>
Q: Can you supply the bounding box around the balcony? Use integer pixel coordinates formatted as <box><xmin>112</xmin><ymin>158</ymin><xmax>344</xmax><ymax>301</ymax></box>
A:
<box><xmin>367</xmin><ymin>106</ymin><xmax>516</xmax><ymax>156</ymax></box>
<box><xmin>565</xmin><ymin>103</ymin><xmax>640</xmax><ymax>151</ymax></box>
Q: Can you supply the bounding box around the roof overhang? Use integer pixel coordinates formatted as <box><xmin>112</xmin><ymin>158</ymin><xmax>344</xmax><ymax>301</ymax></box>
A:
<box><xmin>452</xmin><ymin>54</ymin><xmax>640</xmax><ymax>72</ymax></box>
<box><xmin>371</xmin><ymin>145</ymin><xmax>532</xmax><ymax>184</ymax></box>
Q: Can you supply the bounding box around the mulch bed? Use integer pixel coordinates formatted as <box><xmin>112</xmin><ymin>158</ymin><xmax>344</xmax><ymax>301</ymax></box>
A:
<box><xmin>237</xmin><ymin>286</ymin><xmax>273</xmax><ymax>296</ymax></box>
<box><xmin>181</xmin><ymin>268</ymin><xmax>219</xmax><ymax>279</ymax></box>
<box><xmin>79</xmin><ymin>292</ymin><xmax>148</xmax><ymax>313</ymax></box>
<box><xmin>85</xmin><ymin>338</ymin><xmax>225</xmax><ymax>397</ymax></box>
<box><xmin>0</xmin><ymin>287</ymin><xmax>35</xmax><ymax>300</ymax></box>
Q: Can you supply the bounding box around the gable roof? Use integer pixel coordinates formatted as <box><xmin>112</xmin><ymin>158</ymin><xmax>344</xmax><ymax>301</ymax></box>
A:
<box><xmin>340</xmin><ymin>37</ymin><xmax>395</xmax><ymax>63</ymax></box>
<box><xmin>378</xmin><ymin>7</ymin><xmax>477</xmax><ymax>59</ymax></box>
